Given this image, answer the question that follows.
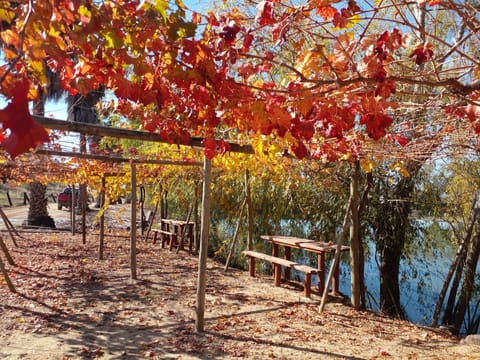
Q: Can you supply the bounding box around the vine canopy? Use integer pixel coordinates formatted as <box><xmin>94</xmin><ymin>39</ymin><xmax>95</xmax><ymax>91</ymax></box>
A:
<box><xmin>0</xmin><ymin>0</ymin><xmax>478</xmax><ymax>162</ymax></box>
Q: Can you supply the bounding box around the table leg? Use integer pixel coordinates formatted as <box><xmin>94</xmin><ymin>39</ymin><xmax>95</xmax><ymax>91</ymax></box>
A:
<box><xmin>284</xmin><ymin>247</ymin><xmax>291</xmax><ymax>280</ymax></box>
<box><xmin>317</xmin><ymin>253</ymin><xmax>325</xmax><ymax>293</ymax></box>
<box><xmin>272</xmin><ymin>244</ymin><xmax>279</xmax><ymax>279</ymax></box>
<box><xmin>272</xmin><ymin>243</ymin><xmax>279</xmax><ymax>257</ymax></box>
<box><xmin>178</xmin><ymin>224</ymin><xmax>185</xmax><ymax>250</ymax></box>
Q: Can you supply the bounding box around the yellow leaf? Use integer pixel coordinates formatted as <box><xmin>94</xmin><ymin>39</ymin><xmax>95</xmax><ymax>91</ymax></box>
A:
<box><xmin>474</xmin><ymin>66</ymin><xmax>480</xmax><ymax>79</ymax></box>
<box><xmin>27</xmin><ymin>86</ymin><xmax>38</xmax><ymax>101</ymax></box>
<box><xmin>78</xmin><ymin>5</ymin><xmax>92</xmax><ymax>24</ymax></box>
<box><xmin>144</xmin><ymin>72</ymin><xmax>154</xmax><ymax>90</ymax></box>
<box><xmin>394</xmin><ymin>163</ymin><xmax>410</xmax><ymax>177</ymax></box>
<box><xmin>1</xmin><ymin>28</ymin><xmax>19</xmax><ymax>47</ymax></box>
<box><xmin>252</xmin><ymin>79</ymin><xmax>264</xmax><ymax>89</ymax></box>
<box><xmin>0</xmin><ymin>8</ymin><xmax>15</xmax><ymax>23</ymax></box>
<box><xmin>29</xmin><ymin>60</ymin><xmax>45</xmax><ymax>75</ymax></box>
<box><xmin>29</xmin><ymin>46</ymin><xmax>47</xmax><ymax>59</ymax></box>
<box><xmin>360</xmin><ymin>156</ymin><xmax>376</xmax><ymax>173</ymax></box>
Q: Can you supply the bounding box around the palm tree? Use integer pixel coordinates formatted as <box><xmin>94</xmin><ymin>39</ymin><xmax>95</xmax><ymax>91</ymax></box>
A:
<box><xmin>28</xmin><ymin>68</ymin><xmax>63</xmax><ymax>228</ymax></box>
<box><xmin>66</xmin><ymin>87</ymin><xmax>104</xmax><ymax>213</ymax></box>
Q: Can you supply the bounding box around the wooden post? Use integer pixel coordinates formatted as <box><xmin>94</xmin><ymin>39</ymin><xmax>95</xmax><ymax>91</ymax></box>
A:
<box><xmin>0</xmin><ymin>235</ymin><xmax>15</xmax><ymax>266</ymax></box>
<box><xmin>81</xmin><ymin>184</ymin><xmax>87</xmax><ymax>244</ymax></box>
<box><xmin>224</xmin><ymin>197</ymin><xmax>247</xmax><ymax>272</ymax></box>
<box><xmin>194</xmin><ymin>181</ymin><xmax>200</xmax><ymax>253</ymax></box>
<box><xmin>98</xmin><ymin>176</ymin><xmax>106</xmax><ymax>260</ymax></box>
<box><xmin>195</xmin><ymin>157</ymin><xmax>212</xmax><ymax>333</ymax></box>
<box><xmin>0</xmin><ymin>207</ymin><xmax>19</xmax><ymax>247</ymax></box>
<box><xmin>245</xmin><ymin>170</ymin><xmax>253</xmax><ymax>251</ymax></box>
<box><xmin>350</xmin><ymin>162</ymin><xmax>361</xmax><ymax>308</ymax></box>
<box><xmin>130</xmin><ymin>162</ymin><xmax>137</xmax><ymax>280</ymax></box>
<box><xmin>71</xmin><ymin>184</ymin><xmax>76</xmax><ymax>235</ymax></box>
<box><xmin>0</xmin><ymin>243</ymin><xmax>15</xmax><ymax>292</ymax></box>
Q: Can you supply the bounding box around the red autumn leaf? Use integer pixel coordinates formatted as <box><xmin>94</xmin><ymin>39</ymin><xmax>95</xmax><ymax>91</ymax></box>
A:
<box><xmin>202</xmin><ymin>137</ymin><xmax>218</xmax><ymax>159</ymax></box>
<box><xmin>255</xmin><ymin>1</ymin><xmax>276</xmax><ymax>26</ymax></box>
<box><xmin>291</xmin><ymin>142</ymin><xmax>309</xmax><ymax>159</ymax></box>
<box><xmin>0</xmin><ymin>78</ymin><xmax>49</xmax><ymax>158</ymax></box>
<box><xmin>219</xmin><ymin>20</ymin><xmax>241</xmax><ymax>45</ymax></box>
<box><xmin>361</xmin><ymin>113</ymin><xmax>392</xmax><ymax>140</ymax></box>
<box><xmin>242</xmin><ymin>32</ymin><xmax>254</xmax><ymax>52</ymax></box>
<box><xmin>387</xmin><ymin>134</ymin><xmax>409</xmax><ymax>147</ymax></box>
<box><xmin>409</xmin><ymin>43</ymin><xmax>434</xmax><ymax>65</ymax></box>
<box><xmin>218</xmin><ymin>139</ymin><xmax>231</xmax><ymax>155</ymax></box>
<box><xmin>333</xmin><ymin>9</ymin><xmax>350</xmax><ymax>28</ymax></box>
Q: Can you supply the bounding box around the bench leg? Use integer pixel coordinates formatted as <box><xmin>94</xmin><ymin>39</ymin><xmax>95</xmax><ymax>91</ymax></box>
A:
<box><xmin>274</xmin><ymin>264</ymin><xmax>281</xmax><ymax>287</ymax></box>
<box><xmin>304</xmin><ymin>273</ymin><xmax>312</xmax><ymax>298</ymax></box>
<box><xmin>161</xmin><ymin>233</ymin><xmax>167</xmax><ymax>248</ymax></box>
<box><xmin>169</xmin><ymin>234</ymin><xmax>175</xmax><ymax>251</ymax></box>
<box><xmin>153</xmin><ymin>231</ymin><xmax>158</xmax><ymax>245</ymax></box>
<box><xmin>248</xmin><ymin>257</ymin><xmax>255</xmax><ymax>277</ymax></box>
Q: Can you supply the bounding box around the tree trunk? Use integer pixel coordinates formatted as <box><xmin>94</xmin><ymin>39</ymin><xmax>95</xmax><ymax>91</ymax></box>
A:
<box><xmin>27</xmin><ymin>182</ymin><xmax>55</xmax><ymax>228</ymax></box>
<box><xmin>374</xmin><ymin>163</ymin><xmax>421</xmax><ymax>318</ymax></box>
<box><xmin>432</xmin><ymin>192</ymin><xmax>477</xmax><ymax>327</ymax></box>
<box><xmin>379</xmin><ymin>241</ymin><xmax>404</xmax><ymax>317</ymax></box>
<box><xmin>30</xmin><ymin>84</ymin><xmax>55</xmax><ymax>229</ymax></box>
<box><xmin>453</xmin><ymin>202</ymin><xmax>480</xmax><ymax>333</ymax></box>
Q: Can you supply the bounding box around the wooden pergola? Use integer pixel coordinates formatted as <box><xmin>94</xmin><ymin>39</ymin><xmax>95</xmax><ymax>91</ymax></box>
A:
<box><xmin>34</xmin><ymin>115</ymin><xmax>255</xmax><ymax>332</ymax></box>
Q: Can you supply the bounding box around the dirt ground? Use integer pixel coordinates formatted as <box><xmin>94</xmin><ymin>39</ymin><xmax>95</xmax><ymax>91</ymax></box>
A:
<box><xmin>0</xmin><ymin>205</ymin><xmax>479</xmax><ymax>359</ymax></box>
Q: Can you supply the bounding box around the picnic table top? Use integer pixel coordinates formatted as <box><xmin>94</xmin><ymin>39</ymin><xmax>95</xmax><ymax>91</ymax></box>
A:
<box><xmin>161</xmin><ymin>218</ymin><xmax>194</xmax><ymax>226</ymax></box>
<box><xmin>260</xmin><ymin>235</ymin><xmax>349</xmax><ymax>253</ymax></box>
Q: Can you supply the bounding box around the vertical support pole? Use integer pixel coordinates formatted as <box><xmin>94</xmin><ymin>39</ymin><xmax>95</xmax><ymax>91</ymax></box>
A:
<box><xmin>81</xmin><ymin>184</ymin><xmax>87</xmax><ymax>244</ymax></box>
<box><xmin>71</xmin><ymin>184</ymin><xmax>76</xmax><ymax>235</ymax></box>
<box><xmin>98</xmin><ymin>176</ymin><xmax>106</xmax><ymax>260</ymax></box>
<box><xmin>245</xmin><ymin>170</ymin><xmax>253</xmax><ymax>251</ymax></box>
<box><xmin>130</xmin><ymin>162</ymin><xmax>137</xmax><ymax>280</ymax></box>
<box><xmin>0</xmin><ymin>244</ymin><xmax>15</xmax><ymax>292</ymax></box>
<box><xmin>194</xmin><ymin>181</ymin><xmax>200</xmax><ymax>253</ymax></box>
<box><xmin>195</xmin><ymin>157</ymin><xmax>212</xmax><ymax>333</ymax></box>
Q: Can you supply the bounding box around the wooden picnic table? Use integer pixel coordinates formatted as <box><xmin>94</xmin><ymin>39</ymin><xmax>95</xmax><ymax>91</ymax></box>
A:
<box><xmin>261</xmin><ymin>235</ymin><xmax>349</xmax><ymax>294</ymax></box>
<box><xmin>156</xmin><ymin>218</ymin><xmax>194</xmax><ymax>252</ymax></box>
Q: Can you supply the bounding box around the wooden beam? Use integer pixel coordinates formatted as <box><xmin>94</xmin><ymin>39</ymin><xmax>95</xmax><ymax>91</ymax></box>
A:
<box><xmin>34</xmin><ymin>116</ymin><xmax>254</xmax><ymax>155</ymax></box>
<box><xmin>35</xmin><ymin>149</ymin><xmax>203</xmax><ymax>166</ymax></box>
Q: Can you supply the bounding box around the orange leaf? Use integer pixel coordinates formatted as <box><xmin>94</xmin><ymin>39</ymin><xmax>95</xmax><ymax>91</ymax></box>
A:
<box><xmin>316</xmin><ymin>6</ymin><xmax>337</xmax><ymax>20</ymax></box>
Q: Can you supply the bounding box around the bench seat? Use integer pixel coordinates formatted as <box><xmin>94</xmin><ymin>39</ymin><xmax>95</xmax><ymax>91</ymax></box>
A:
<box><xmin>242</xmin><ymin>250</ymin><xmax>317</xmax><ymax>297</ymax></box>
<box><xmin>152</xmin><ymin>229</ymin><xmax>178</xmax><ymax>250</ymax></box>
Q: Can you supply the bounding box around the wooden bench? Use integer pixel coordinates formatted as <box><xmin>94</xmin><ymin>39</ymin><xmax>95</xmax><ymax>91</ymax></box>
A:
<box><xmin>152</xmin><ymin>230</ymin><xmax>178</xmax><ymax>250</ymax></box>
<box><xmin>242</xmin><ymin>250</ymin><xmax>318</xmax><ymax>297</ymax></box>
